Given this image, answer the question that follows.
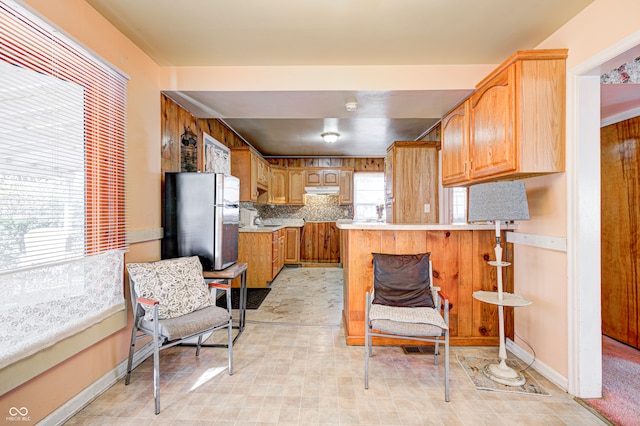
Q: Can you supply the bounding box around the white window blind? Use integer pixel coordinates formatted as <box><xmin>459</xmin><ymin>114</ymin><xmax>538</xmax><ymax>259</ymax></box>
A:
<box><xmin>353</xmin><ymin>172</ymin><xmax>385</xmax><ymax>221</ymax></box>
<box><xmin>0</xmin><ymin>0</ymin><xmax>128</xmax><ymax>369</ymax></box>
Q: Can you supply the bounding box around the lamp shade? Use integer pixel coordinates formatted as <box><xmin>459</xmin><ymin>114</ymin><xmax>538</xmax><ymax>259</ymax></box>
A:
<box><xmin>467</xmin><ymin>181</ymin><xmax>530</xmax><ymax>222</ymax></box>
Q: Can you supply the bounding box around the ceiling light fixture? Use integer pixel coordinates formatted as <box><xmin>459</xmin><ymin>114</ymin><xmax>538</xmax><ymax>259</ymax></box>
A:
<box><xmin>345</xmin><ymin>101</ymin><xmax>358</xmax><ymax>112</ymax></box>
<box><xmin>321</xmin><ymin>132</ymin><xmax>340</xmax><ymax>144</ymax></box>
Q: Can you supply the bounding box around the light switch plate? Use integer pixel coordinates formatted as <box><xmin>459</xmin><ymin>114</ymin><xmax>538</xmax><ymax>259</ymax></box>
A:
<box><xmin>424</xmin><ymin>204</ymin><xmax>431</xmax><ymax>213</ymax></box>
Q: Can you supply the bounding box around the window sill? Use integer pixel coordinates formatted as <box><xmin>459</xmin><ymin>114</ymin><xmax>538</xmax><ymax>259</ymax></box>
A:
<box><xmin>0</xmin><ymin>307</ymin><xmax>127</xmax><ymax>395</ymax></box>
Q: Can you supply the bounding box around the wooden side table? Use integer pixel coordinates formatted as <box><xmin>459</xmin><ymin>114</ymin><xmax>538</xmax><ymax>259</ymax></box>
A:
<box><xmin>203</xmin><ymin>262</ymin><xmax>248</xmax><ymax>346</ymax></box>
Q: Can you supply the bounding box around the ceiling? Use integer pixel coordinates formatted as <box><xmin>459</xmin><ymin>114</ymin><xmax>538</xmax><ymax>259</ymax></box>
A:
<box><xmin>85</xmin><ymin>0</ymin><xmax>612</xmax><ymax>157</ymax></box>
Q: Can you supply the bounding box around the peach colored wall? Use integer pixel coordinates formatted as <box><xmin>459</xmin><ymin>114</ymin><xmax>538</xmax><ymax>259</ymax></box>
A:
<box><xmin>0</xmin><ymin>0</ymin><xmax>161</xmax><ymax>423</ymax></box>
<box><xmin>513</xmin><ymin>0</ymin><xmax>640</xmax><ymax>381</ymax></box>
<box><xmin>514</xmin><ymin>174</ymin><xmax>569</xmax><ymax>376</ymax></box>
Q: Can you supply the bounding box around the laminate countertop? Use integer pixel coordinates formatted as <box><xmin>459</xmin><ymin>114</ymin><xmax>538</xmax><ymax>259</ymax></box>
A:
<box><xmin>336</xmin><ymin>220</ymin><xmax>517</xmax><ymax>231</ymax></box>
<box><xmin>239</xmin><ymin>218</ymin><xmax>305</xmax><ymax>233</ymax></box>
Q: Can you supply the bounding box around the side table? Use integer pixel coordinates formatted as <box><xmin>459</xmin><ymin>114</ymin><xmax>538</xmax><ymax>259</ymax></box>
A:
<box><xmin>203</xmin><ymin>262</ymin><xmax>248</xmax><ymax>346</ymax></box>
<box><xmin>473</xmin><ymin>288</ymin><xmax>531</xmax><ymax>386</ymax></box>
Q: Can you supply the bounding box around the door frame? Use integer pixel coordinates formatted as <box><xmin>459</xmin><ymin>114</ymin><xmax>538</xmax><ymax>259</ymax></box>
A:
<box><xmin>567</xmin><ymin>31</ymin><xmax>640</xmax><ymax>398</ymax></box>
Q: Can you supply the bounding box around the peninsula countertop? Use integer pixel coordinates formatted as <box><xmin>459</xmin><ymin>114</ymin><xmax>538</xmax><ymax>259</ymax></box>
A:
<box><xmin>336</xmin><ymin>220</ymin><xmax>517</xmax><ymax>231</ymax></box>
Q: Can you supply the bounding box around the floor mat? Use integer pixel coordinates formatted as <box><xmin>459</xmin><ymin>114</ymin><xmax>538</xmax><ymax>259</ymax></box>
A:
<box><xmin>216</xmin><ymin>288</ymin><xmax>271</xmax><ymax>310</ymax></box>
<box><xmin>457</xmin><ymin>355</ymin><xmax>550</xmax><ymax>396</ymax></box>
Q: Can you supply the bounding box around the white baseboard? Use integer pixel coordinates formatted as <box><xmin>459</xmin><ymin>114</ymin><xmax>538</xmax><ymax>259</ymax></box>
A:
<box><xmin>506</xmin><ymin>339</ymin><xmax>569</xmax><ymax>392</ymax></box>
<box><xmin>40</xmin><ymin>343</ymin><xmax>154</xmax><ymax>426</ymax></box>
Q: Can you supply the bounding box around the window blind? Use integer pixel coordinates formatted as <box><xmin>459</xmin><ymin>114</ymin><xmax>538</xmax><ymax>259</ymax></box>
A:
<box><xmin>353</xmin><ymin>172</ymin><xmax>385</xmax><ymax>221</ymax></box>
<box><xmin>0</xmin><ymin>0</ymin><xmax>128</xmax><ymax>369</ymax></box>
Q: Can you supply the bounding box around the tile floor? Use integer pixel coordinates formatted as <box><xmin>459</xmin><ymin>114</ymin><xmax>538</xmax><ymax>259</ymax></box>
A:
<box><xmin>65</xmin><ymin>267</ymin><xmax>606</xmax><ymax>425</ymax></box>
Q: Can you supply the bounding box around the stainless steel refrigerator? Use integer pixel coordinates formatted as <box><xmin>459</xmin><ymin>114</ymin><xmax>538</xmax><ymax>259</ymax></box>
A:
<box><xmin>162</xmin><ymin>172</ymin><xmax>240</xmax><ymax>271</ymax></box>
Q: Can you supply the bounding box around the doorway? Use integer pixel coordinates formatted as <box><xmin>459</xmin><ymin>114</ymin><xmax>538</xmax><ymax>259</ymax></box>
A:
<box><xmin>568</xmin><ymin>38</ymin><xmax>640</xmax><ymax>398</ymax></box>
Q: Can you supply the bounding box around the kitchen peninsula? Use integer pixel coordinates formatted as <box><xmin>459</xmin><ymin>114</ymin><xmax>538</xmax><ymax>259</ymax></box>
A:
<box><xmin>337</xmin><ymin>221</ymin><xmax>516</xmax><ymax>346</ymax></box>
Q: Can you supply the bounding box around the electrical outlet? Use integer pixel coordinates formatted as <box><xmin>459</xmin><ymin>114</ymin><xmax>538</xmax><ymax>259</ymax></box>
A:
<box><xmin>424</xmin><ymin>203</ymin><xmax>431</xmax><ymax>213</ymax></box>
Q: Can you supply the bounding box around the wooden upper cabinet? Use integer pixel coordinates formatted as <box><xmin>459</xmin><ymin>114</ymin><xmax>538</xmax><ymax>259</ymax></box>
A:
<box><xmin>385</xmin><ymin>142</ymin><xmax>438</xmax><ymax>224</ymax></box>
<box><xmin>469</xmin><ymin>65</ymin><xmax>516</xmax><ymax>179</ymax></box>
<box><xmin>305</xmin><ymin>170</ymin><xmax>322</xmax><ymax>186</ymax></box>
<box><xmin>288</xmin><ymin>168</ymin><xmax>305</xmax><ymax>204</ymax></box>
<box><xmin>322</xmin><ymin>169</ymin><xmax>339</xmax><ymax>185</ymax></box>
<box><xmin>442</xmin><ymin>49</ymin><xmax>568</xmax><ymax>187</ymax></box>
<box><xmin>269</xmin><ymin>167</ymin><xmax>287</xmax><ymax>204</ymax></box>
<box><xmin>256</xmin><ymin>157</ymin><xmax>270</xmax><ymax>189</ymax></box>
<box><xmin>305</xmin><ymin>169</ymin><xmax>339</xmax><ymax>186</ymax></box>
<box><xmin>231</xmin><ymin>146</ymin><xmax>269</xmax><ymax>203</ymax></box>
<box><xmin>339</xmin><ymin>169</ymin><xmax>354</xmax><ymax>205</ymax></box>
<box><xmin>441</xmin><ymin>100</ymin><xmax>470</xmax><ymax>186</ymax></box>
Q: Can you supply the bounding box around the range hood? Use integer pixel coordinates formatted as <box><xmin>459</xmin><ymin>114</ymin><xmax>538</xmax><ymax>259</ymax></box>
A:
<box><xmin>304</xmin><ymin>186</ymin><xmax>340</xmax><ymax>195</ymax></box>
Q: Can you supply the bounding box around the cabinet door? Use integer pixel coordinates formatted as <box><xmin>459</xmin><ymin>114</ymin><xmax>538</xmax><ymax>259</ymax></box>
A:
<box><xmin>442</xmin><ymin>100</ymin><xmax>470</xmax><ymax>186</ymax></box>
<box><xmin>339</xmin><ymin>170</ymin><xmax>353</xmax><ymax>205</ymax></box>
<box><xmin>322</xmin><ymin>170</ymin><xmax>339</xmax><ymax>185</ymax></box>
<box><xmin>288</xmin><ymin>168</ymin><xmax>305</xmax><ymax>204</ymax></box>
<box><xmin>249</xmin><ymin>153</ymin><xmax>259</xmax><ymax>201</ymax></box>
<box><xmin>384</xmin><ymin>150</ymin><xmax>394</xmax><ymax>223</ymax></box>
<box><xmin>256</xmin><ymin>157</ymin><xmax>270</xmax><ymax>188</ymax></box>
<box><xmin>305</xmin><ymin>170</ymin><xmax>323</xmax><ymax>186</ymax></box>
<box><xmin>470</xmin><ymin>66</ymin><xmax>516</xmax><ymax>179</ymax></box>
<box><xmin>271</xmin><ymin>231</ymin><xmax>279</xmax><ymax>279</ymax></box>
<box><xmin>270</xmin><ymin>167</ymin><xmax>287</xmax><ymax>204</ymax></box>
<box><xmin>284</xmin><ymin>227</ymin><xmax>301</xmax><ymax>264</ymax></box>
<box><xmin>279</xmin><ymin>229</ymin><xmax>285</xmax><ymax>270</ymax></box>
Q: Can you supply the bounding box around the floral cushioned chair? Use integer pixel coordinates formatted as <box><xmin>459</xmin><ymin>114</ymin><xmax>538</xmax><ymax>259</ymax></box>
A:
<box><xmin>364</xmin><ymin>252</ymin><xmax>450</xmax><ymax>401</ymax></box>
<box><xmin>125</xmin><ymin>256</ymin><xmax>234</xmax><ymax>414</ymax></box>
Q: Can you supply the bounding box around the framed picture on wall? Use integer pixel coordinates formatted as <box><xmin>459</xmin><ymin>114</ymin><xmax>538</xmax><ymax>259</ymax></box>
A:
<box><xmin>202</xmin><ymin>132</ymin><xmax>230</xmax><ymax>174</ymax></box>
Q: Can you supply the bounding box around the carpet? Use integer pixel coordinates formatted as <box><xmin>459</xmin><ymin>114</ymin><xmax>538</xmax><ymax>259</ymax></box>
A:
<box><xmin>457</xmin><ymin>355</ymin><xmax>550</xmax><ymax>396</ymax></box>
<box><xmin>216</xmin><ymin>288</ymin><xmax>271</xmax><ymax>310</ymax></box>
<box><xmin>579</xmin><ymin>336</ymin><xmax>640</xmax><ymax>426</ymax></box>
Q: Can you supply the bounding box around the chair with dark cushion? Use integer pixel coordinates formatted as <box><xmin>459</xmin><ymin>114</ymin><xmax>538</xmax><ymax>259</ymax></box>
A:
<box><xmin>364</xmin><ymin>252</ymin><xmax>450</xmax><ymax>401</ymax></box>
<box><xmin>125</xmin><ymin>256</ymin><xmax>233</xmax><ymax>414</ymax></box>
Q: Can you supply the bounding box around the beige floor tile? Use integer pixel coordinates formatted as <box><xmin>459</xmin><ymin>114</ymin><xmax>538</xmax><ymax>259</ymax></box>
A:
<box><xmin>63</xmin><ymin>267</ymin><xmax>605</xmax><ymax>425</ymax></box>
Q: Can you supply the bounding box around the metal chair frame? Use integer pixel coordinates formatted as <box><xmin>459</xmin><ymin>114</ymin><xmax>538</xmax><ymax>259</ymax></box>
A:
<box><xmin>364</xmin><ymin>259</ymin><xmax>450</xmax><ymax>401</ymax></box>
<box><xmin>125</xmin><ymin>272</ymin><xmax>233</xmax><ymax>414</ymax></box>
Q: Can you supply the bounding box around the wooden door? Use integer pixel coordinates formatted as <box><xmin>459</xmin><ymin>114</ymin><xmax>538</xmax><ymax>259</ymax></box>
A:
<box><xmin>441</xmin><ymin>100</ymin><xmax>470</xmax><ymax>186</ymax></box>
<box><xmin>470</xmin><ymin>65</ymin><xmax>517</xmax><ymax>179</ymax></box>
<box><xmin>601</xmin><ymin>117</ymin><xmax>640</xmax><ymax>348</ymax></box>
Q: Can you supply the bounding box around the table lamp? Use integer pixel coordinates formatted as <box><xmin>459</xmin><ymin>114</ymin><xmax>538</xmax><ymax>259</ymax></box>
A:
<box><xmin>468</xmin><ymin>181</ymin><xmax>531</xmax><ymax>386</ymax></box>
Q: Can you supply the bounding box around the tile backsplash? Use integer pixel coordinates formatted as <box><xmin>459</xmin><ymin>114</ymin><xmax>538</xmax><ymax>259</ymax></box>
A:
<box><xmin>242</xmin><ymin>195</ymin><xmax>353</xmax><ymax>222</ymax></box>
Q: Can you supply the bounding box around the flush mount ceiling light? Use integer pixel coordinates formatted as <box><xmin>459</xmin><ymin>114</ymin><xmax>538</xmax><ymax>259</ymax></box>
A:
<box><xmin>345</xmin><ymin>101</ymin><xmax>358</xmax><ymax>112</ymax></box>
<box><xmin>321</xmin><ymin>132</ymin><xmax>340</xmax><ymax>144</ymax></box>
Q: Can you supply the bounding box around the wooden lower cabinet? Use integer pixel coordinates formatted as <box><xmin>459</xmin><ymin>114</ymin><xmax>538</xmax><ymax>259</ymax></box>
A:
<box><xmin>284</xmin><ymin>227</ymin><xmax>301</xmax><ymax>264</ymax></box>
<box><xmin>340</xmin><ymin>228</ymin><xmax>513</xmax><ymax>346</ymax></box>
<box><xmin>237</xmin><ymin>230</ymin><xmax>285</xmax><ymax>288</ymax></box>
<box><xmin>301</xmin><ymin>222</ymin><xmax>340</xmax><ymax>264</ymax></box>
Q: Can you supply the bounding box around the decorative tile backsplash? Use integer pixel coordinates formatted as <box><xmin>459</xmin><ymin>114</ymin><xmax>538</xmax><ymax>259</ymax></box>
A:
<box><xmin>242</xmin><ymin>195</ymin><xmax>353</xmax><ymax>222</ymax></box>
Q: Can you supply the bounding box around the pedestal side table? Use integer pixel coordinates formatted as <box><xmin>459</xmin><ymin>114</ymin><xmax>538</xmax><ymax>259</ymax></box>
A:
<box><xmin>473</xmin><ymin>289</ymin><xmax>531</xmax><ymax>386</ymax></box>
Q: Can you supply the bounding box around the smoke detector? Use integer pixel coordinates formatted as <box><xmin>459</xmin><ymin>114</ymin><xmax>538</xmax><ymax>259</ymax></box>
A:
<box><xmin>345</xmin><ymin>101</ymin><xmax>358</xmax><ymax>112</ymax></box>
